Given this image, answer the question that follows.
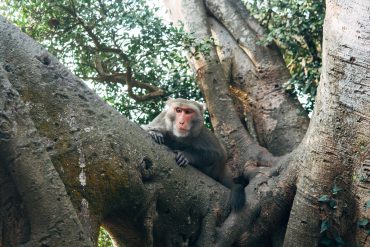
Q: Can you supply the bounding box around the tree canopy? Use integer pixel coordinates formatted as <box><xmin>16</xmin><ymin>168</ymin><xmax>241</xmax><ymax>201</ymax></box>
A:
<box><xmin>1</xmin><ymin>0</ymin><xmax>324</xmax><ymax>117</ymax></box>
<box><xmin>1</xmin><ymin>0</ymin><xmax>206</xmax><ymax>123</ymax></box>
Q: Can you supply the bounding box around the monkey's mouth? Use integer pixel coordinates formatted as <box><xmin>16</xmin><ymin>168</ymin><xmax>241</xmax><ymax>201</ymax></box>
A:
<box><xmin>174</xmin><ymin>128</ymin><xmax>189</xmax><ymax>137</ymax></box>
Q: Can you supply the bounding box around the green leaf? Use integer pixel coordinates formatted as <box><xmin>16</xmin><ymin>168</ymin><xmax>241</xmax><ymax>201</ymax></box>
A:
<box><xmin>358</xmin><ymin>218</ymin><xmax>369</xmax><ymax>227</ymax></box>
<box><xmin>320</xmin><ymin>219</ymin><xmax>330</xmax><ymax>233</ymax></box>
<box><xmin>332</xmin><ymin>184</ymin><xmax>343</xmax><ymax>195</ymax></box>
<box><xmin>319</xmin><ymin>195</ymin><xmax>330</xmax><ymax>202</ymax></box>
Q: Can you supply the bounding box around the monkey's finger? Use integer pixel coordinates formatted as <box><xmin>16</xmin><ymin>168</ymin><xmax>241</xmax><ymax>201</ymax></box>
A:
<box><xmin>175</xmin><ymin>153</ymin><xmax>182</xmax><ymax>164</ymax></box>
<box><xmin>175</xmin><ymin>153</ymin><xmax>183</xmax><ymax>165</ymax></box>
<box><xmin>177</xmin><ymin>159</ymin><xmax>187</xmax><ymax>167</ymax></box>
<box><xmin>148</xmin><ymin>131</ymin><xmax>163</xmax><ymax>144</ymax></box>
<box><xmin>176</xmin><ymin>154</ymin><xmax>188</xmax><ymax>167</ymax></box>
<box><xmin>182</xmin><ymin>159</ymin><xmax>189</xmax><ymax>167</ymax></box>
<box><xmin>153</xmin><ymin>134</ymin><xmax>163</xmax><ymax>144</ymax></box>
<box><xmin>175</xmin><ymin>153</ymin><xmax>183</xmax><ymax>162</ymax></box>
<box><xmin>154</xmin><ymin>135</ymin><xmax>160</xmax><ymax>143</ymax></box>
<box><xmin>155</xmin><ymin>133</ymin><xmax>164</xmax><ymax>144</ymax></box>
<box><xmin>157</xmin><ymin>136</ymin><xmax>164</xmax><ymax>144</ymax></box>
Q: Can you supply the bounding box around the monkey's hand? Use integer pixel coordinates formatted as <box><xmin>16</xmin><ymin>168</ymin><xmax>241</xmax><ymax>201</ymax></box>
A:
<box><xmin>148</xmin><ymin>130</ymin><xmax>164</xmax><ymax>144</ymax></box>
<box><xmin>174</xmin><ymin>151</ymin><xmax>189</xmax><ymax>167</ymax></box>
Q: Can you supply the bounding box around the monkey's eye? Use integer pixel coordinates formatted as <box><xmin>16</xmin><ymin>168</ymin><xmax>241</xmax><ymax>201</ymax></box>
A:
<box><xmin>175</xmin><ymin>107</ymin><xmax>182</xmax><ymax>113</ymax></box>
<box><xmin>184</xmin><ymin>109</ymin><xmax>194</xmax><ymax>114</ymax></box>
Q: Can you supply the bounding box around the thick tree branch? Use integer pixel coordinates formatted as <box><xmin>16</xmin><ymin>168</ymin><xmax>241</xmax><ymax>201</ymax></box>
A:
<box><xmin>205</xmin><ymin>3</ymin><xmax>309</xmax><ymax>156</ymax></box>
<box><xmin>163</xmin><ymin>0</ymin><xmax>279</xmax><ymax>170</ymax></box>
<box><xmin>205</xmin><ymin>0</ymin><xmax>268</xmax><ymax>69</ymax></box>
<box><xmin>0</xmin><ymin>16</ymin><xmax>238</xmax><ymax>246</ymax></box>
<box><xmin>284</xmin><ymin>1</ymin><xmax>370</xmax><ymax>245</ymax></box>
<box><xmin>0</xmin><ymin>69</ymin><xmax>93</xmax><ymax>246</ymax></box>
<box><xmin>215</xmin><ymin>153</ymin><xmax>299</xmax><ymax>246</ymax></box>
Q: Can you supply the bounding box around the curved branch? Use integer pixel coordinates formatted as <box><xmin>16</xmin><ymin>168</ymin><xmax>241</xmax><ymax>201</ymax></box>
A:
<box><xmin>86</xmin><ymin>56</ymin><xmax>165</xmax><ymax>101</ymax></box>
<box><xmin>62</xmin><ymin>2</ymin><xmax>166</xmax><ymax>101</ymax></box>
<box><xmin>125</xmin><ymin>64</ymin><xmax>165</xmax><ymax>102</ymax></box>
<box><xmin>206</xmin><ymin>3</ymin><xmax>309</xmax><ymax>156</ymax></box>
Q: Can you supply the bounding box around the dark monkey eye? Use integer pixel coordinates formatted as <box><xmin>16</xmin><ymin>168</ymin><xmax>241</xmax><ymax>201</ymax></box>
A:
<box><xmin>175</xmin><ymin>107</ymin><xmax>182</xmax><ymax>113</ymax></box>
<box><xmin>184</xmin><ymin>109</ymin><xmax>194</xmax><ymax>114</ymax></box>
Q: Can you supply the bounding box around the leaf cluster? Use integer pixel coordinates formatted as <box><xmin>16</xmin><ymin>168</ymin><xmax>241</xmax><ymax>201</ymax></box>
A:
<box><xmin>98</xmin><ymin>227</ymin><xmax>113</xmax><ymax>247</ymax></box>
<box><xmin>317</xmin><ymin>183</ymin><xmax>345</xmax><ymax>246</ymax></box>
<box><xmin>1</xmin><ymin>0</ymin><xmax>203</xmax><ymax>124</ymax></box>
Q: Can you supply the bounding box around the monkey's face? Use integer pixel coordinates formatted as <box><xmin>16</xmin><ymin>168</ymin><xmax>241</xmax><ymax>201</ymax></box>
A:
<box><xmin>172</xmin><ymin>106</ymin><xmax>197</xmax><ymax>137</ymax></box>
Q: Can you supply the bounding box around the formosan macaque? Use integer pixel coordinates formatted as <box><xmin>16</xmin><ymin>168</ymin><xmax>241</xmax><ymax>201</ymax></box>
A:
<box><xmin>142</xmin><ymin>98</ymin><xmax>245</xmax><ymax>211</ymax></box>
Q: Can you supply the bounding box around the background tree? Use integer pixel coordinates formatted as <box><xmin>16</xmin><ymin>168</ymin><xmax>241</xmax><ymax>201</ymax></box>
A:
<box><xmin>245</xmin><ymin>0</ymin><xmax>324</xmax><ymax>111</ymax></box>
<box><xmin>1</xmin><ymin>0</ymin><xmax>207</xmax><ymax>123</ymax></box>
<box><xmin>0</xmin><ymin>0</ymin><xmax>324</xmax><ymax>118</ymax></box>
<box><xmin>0</xmin><ymin>0</ymin><xmax>369</xmax><ymax>247</ymax></box>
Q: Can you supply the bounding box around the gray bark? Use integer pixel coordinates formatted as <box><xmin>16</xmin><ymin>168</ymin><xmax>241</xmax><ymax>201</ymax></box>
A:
<box><xmin>0</xmin><ymin>16</ymin><xmax>231</xmax><ymax>247</ymax></box>
<box><xmin>284</xmin><ymin>1</ymin><xmax>370</xmax><ymax>246</ymax></box>
<box><xmin>163</xmin><ymin>0</ymin><xmax>370</xmax><ymax>246</ymax></box>
<box><xmin>1</xmin><ymin>0</ymin><xmax>370</xmax><ymax>246</ymax></box>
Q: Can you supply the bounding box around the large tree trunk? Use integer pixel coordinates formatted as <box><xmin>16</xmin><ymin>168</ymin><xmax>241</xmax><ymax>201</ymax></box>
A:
<box><xmin>284</xmin><ymin>1</ymin><xmax>370</xmax><ymax>246</ymax></box>
<box><xmin>0</xmin><ymin>0</ymin><xmax>369</xmax><ymax>246</ymax></box>
<box><xmin>163</xmin><ymin>0</ymin><xmax>370</xmax><ymax>246</ymax></box>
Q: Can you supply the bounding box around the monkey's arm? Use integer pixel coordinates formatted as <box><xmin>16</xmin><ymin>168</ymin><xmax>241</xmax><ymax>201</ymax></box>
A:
<box><xmin>177</xmin><ymin>145</ymin><xmax>224</xmax><ymax>171</ymax></box>
<box><xmin>141</xmin><ymin>111</ymin><xmax>168</xmax><ymax>144</ymax></box>
<box><xmin>175</xmin><ymin>128</ymin><xmax>226</xmax><ymax>169</ymax></box>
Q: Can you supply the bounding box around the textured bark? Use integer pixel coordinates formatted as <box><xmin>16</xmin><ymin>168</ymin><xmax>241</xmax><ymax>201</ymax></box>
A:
<box><xmin>164</xmin><ymin>0</ymin><xmax>309</xmax><ymax>159</ymax></box>
<box><xmin>1</xmin><ymin>0</ymin><xmax>370</xmax><ymax>246</ymax></box>
<box><xmin>163</xmin><ymin>0</ymin><xmax>370</xmax><ymax>246</ymax></box>
<box><xmin>162</xmin><ymin>0</ymin><xmax>306</xmax><ymax>243</ymax></box>
<box><xmin>0</xmin><ymin>68</ymin><xmax>93</xmax><ymax>246</ymax></box>
<box><xmin>284</xmin><ymin>1</ymin><xmax>370</xmax><ymax>246</ymax></box>
<box><xmin>0</xmin><ymin>16</ymin><xmax>231</xmax><ymax>247</ymax></box>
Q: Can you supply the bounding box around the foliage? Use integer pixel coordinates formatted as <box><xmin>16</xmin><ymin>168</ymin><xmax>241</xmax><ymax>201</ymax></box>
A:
<box><xmin>318</xmin><ymin>182</ymin><xmax>346</xmax><ymax>246</ymax></box>
<box><xmin>0</xmin><ymin>0</ymin><xmax>203</xmax><ymax>124</ymax></box>
<box><xmin>98</xmin><ymin>227</ymin><xmax>114</xmax><ymax>247</ymax></box>
<box><xmin>244</xmin><ymin>0</ymin><xmax>325</xmax><ymax>111</ymax></box>
<box><xmin>1</xmin><ymin>0</ymin><xmax>325</xmax><ymax>115</ymax></box>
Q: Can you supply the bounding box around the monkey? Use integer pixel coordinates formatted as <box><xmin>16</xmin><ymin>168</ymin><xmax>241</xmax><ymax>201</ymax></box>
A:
<box><xmin>142</xmin><ymin>98</ymin><xmax>245</xmax><ymax>211</ymax></box>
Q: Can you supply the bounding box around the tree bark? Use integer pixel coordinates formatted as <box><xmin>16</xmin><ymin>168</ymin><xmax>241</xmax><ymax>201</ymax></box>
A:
<box><xmin>284</xmin><ymin>1</ymin><xmax>370</xmax><ymax>246</ymax></box>
<box><xmin>0</xmin><ymin>15</ymin><xmax>230</xmax><ymax>247</ymax></box>
<box><xmin>163</xmin><ymin>0</ymin><xmax>370</xmax><ymax>246</ymax></box>
<box><xmin>0</xmin><ymin>66</ymin><xmax>93</xmax><ymax>246</ymax></box>
<box><xmin>0</xmin><ymin>0</ymin><xmax>370</xmax><ymax>246</ymax></box>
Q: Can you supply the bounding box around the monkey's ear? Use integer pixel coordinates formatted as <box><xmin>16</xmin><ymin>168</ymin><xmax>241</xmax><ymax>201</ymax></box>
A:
<box><xmin>165</xmin><ymin>98</ymin><xmax>175</xmax><ymax>110</ymax></box>
<box><xmin>166</xmin><ymin>97</ymin><xmax>174</xmax><ymax>104</ymax></box>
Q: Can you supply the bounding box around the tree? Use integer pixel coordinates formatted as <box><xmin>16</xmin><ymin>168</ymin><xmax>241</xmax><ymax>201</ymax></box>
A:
<box><xmin>245</xmin><ymin>0</ymin><xmax>325</xmax><ymax>111</ymax></box>
<box><xmin>0</xmin><ymin>0</ymin><xmax>369</xmax><ymax>247</ymax></box>
<box><xmin>0</xmin><ymin>0</ymin><xmax>206</xmax><ymax>124</ymax></box>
